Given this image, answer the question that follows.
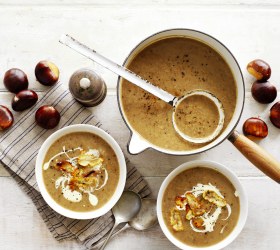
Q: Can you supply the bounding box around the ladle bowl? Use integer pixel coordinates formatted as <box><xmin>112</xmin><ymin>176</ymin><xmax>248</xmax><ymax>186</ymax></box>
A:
<box><xmin>172</xmin><ymin>90</ymin><xmax>225</xmax><ymax>144</ymax></box>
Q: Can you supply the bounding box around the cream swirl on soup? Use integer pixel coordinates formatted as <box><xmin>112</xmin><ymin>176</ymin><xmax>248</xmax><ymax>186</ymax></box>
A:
<box><xmin>172</xmin><ymin>183</ymin><xmax>232</xmax><ymax>234</ymax></box>
<box><xmin>42</xmin><ymin>132</ymin><xmax>119</xmax><ymax>212</ymax></box>
<box><xmin>162</xmin><ymin>167</ymin><xmax>240</xmax><ymax>247</ymax></box>
<box><xmin>44</xmin><ymin>146</ymin><xmax>108</xmax><ymax>207</ymax></box>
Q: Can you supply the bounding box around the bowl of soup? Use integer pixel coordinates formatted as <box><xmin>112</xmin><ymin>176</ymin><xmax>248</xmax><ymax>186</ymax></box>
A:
<box><xmin>157</xmin><ymin>160</ymin><xmax>247</xmax><ymax>250</ymax></box>
<box><xmin>35</xmin><ymin>124</ymin><xmax>126</xmax><ymax>219</ymax></box>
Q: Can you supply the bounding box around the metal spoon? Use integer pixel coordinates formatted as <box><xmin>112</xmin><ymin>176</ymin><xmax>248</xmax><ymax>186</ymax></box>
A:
<box><xmin>128</xmin><ymin>198</ymin><xmax>157</xmax><ymax>230</ymax></box>
<box><xmin>99</xmin><ymin>191</ymin><xmax>142</xmax><ymax>250</ymax></box>
<box><xmin>93</xmin><ymin>199</ymin><xmax>157</xmax><ymax>249</ymax></box>
<box><xmin>112</xmin><ymin>198</ymin><xmax>157</xmax><ymax>235</ymax></box>
<box><xmin>60</xmin><ymin>34</ymin><xmax>225</xmax><ymax>144</ymax></box>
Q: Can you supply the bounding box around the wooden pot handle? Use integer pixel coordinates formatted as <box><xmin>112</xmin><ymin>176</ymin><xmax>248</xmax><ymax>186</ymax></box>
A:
<box><xmin>228</xmin><ymin>130</ymin><xmax>280</xmax><ymax>183</ymax></box>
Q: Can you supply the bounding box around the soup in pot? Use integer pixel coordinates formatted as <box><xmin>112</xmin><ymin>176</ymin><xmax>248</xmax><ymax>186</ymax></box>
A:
<box><xmin>120</xmin><ymin>37</ymin><xmax>237</xmax><ymax>151</ymax></box>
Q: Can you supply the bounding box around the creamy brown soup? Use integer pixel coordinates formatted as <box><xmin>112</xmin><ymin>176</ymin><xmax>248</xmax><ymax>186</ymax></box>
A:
<box><xmin>121</xmin><ymin>37</ymin><xmax>237</xmax><ymax>151</ymax></box>
<box><xmin>162</xmin><ymin>167</ymin><xmax>240</xmax><ymax>247</ymax></box>
<box><xmin>43</xmin><ymin>132</ymin><xmax>119</xmax><ymax>212</ymax></box>
<box><xmin>174</xmin><ymin>95</ymin><xmax>220</xmax><ymax>138</ymax></box>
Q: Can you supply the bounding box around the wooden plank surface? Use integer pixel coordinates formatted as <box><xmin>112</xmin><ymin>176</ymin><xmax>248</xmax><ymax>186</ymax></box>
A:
<box><xmin>1</xmin><ymin>1</ymin><xmax>280</xmax><ymax>250</ymax></box>
<box><xmin>0</xmin><ymin>4</ymin><xmax>280</xmax><ymax>91</ymax></box>
<box><xmin>1</xmin><ymin>0</ymin><xmax>280</xmax><ymax>6</ymax></box>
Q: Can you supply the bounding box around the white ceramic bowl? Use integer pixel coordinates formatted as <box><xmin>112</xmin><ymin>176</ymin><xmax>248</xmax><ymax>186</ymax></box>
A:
<box><xmin>157</xmin><ymin>160</ymin><xmax>248</xmax><ymax>250</ymax></box>
<box><xmin>35</xmin><ymin>124</ymin><xmax>126</xmax><ymax>219</ymax></box>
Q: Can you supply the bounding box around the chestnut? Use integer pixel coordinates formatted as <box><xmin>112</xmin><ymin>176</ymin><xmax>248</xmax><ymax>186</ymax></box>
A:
<box><xmin>270</xmin><ymin>102</ymin><xmax>280</xmax><ymax>128</ymax></box>
<box><xmin>35</xmin><ymin>105</ymin><xmax>60</xmax><ymax>129</ymax></box>
<box><xmin>4</xmin><ymin>68</ymin><xmax>29</xmax><ymax>93</ymax></box>
<box><xmin>251</xmin><ymin>81</ymin><xmax>277</xmax><ymax>104</ymax></box>
<box><xmin>243</xmin><ymin>117</ymin><xmax>268</xmax><ymax>139</ymax></box>
<box><xmin>247</xmin><ymin>59</ymin><xmax>271</xmax><ymax>82</ymax></box>
<box><xmin>12</xmin><ymin>90</ymin><xmax>38</xmax><ymax>111</ymax></box>
<box><xmin>35</xmin><ymin>60</ymin><xmax>59</xmax><ymax>86</ymax></box>
<box><xmin>0</xmin><ymin>105</ymin><xmax>14</xmax><ymax>130</ymax></box>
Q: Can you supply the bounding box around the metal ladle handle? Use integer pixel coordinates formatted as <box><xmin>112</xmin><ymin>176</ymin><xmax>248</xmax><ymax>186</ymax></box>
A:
<box><xmin>60</xmin><ymin>34</ymin><xmax>176</xmax><ymax>105</ymax></box>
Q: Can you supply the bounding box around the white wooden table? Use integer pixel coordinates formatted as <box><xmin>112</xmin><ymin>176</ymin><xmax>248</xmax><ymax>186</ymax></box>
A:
<box><xmin>1</xmin><ymin>1</ymin><xmax>280</xmax><ymax>249</ymax></box>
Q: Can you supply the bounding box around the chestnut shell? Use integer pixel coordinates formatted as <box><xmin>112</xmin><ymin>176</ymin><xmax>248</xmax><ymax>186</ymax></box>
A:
<box><xmin>35</xmin><ymin>60</ymin><xmax>59</xmax><ymax>86</ymax></box>
<box><xmin>4</xmin><ymin>68</ymin><xmax>29</xmax><ymax>93</ymax></box>
<box><xmin>35</xmin><ymin>105</ymin><xmax>60</xmax><ymax>129</ymax></box>
<box><xmin>251</xmin><ymin>81</ymin><xmax>277</xmax><ymax>104</ymax></box>
<box><xmin>0</xmin><ymin>105</ymin><xmax>14</xmax><ymax>130</ymax></box>
<box><xmin>243</xmin><ymin>117</ymin><xmax>268</xmax><ymax>139</ymax></box>
<box><xmin>12</xmin><ymin>90</ymin><xmax>38</xmax><ymax>111</ymax></box>
<box><xmin>270</xmin><ymin>102</ymin><xmax>280</xmax><ymax>128</ymax></box>
<box><xmin>247</xmin><ymin>59</ymin><xmax>271</xmax><ymax>82</ymax></box>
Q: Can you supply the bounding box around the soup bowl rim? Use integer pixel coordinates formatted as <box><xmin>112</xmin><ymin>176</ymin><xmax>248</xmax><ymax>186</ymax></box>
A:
<box><xmin>157</xmin><ymin>160</ymin><xmax>248</xmax><ymax>250</ymax></box>
<box><xmin>35</xmin><ymin>124</ymin><xmax>127</xmax><ymax>219</ymax></box>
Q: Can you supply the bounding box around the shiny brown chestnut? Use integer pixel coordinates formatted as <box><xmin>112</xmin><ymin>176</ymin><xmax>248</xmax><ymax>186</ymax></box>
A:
<box><xmin>4</xmin><ymin>68</ymin><xmax>29</xmax><ymax>93</ymax></box>
<box><xmin>12</xmin><ymin>90</ymin><xmax>38</xmax><ymax>111</ymax></box>
<box><xmin>35</xmin><ymin>105</ymin><xmax>60</xmax><ymax>129</ymax></box>
<box><xmin>35</xmin><ymin>60</ymin><xmax>59</xmax><ymax>86</ymax></box>
<box><xmin>243</xmin><ymin>117</ymin><xmax>268</xmax><ymax>139</ymax></box>
<box><xmin>251</xmin><ymin>81</ymin><xmax>277</xmax><ymax>104</ymax></box>
<box><xmin>0</xmin><ymin>105</ymin><xmax>14</xmax><ymax>130</ymax></box>
<box><xmin>247</xmin><ymin>59</ymin><xmax>271</xmax><ymax>82</ymax></box>
<box><xmin>270</xmin><ymin>102</ymin><xmax>280</xmax><ymax>128</ymax></box>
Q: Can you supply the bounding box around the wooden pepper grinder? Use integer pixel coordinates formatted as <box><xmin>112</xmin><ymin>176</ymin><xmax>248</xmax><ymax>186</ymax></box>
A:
<box><xmin>69</xmin><ymin>68</ymin><xmax>107</xmax><ymax>107</ymax></box>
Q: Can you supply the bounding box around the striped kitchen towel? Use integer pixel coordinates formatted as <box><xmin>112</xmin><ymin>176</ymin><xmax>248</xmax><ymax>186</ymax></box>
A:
<box><xmin>0</xmin><ymin>83</ymin><xmax>151</xmax><ymax>248</ymax></box>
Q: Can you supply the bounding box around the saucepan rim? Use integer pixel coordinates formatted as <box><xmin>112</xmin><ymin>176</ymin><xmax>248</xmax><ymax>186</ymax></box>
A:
<box><xmin>116</xmin><ymin>28</ymin><xmax>245</xmax><ymax>156</ymax></box>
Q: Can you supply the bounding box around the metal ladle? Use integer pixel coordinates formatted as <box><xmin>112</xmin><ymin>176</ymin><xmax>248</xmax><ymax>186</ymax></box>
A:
<box><xmin>60</xmin><ymin>34</ymin><xmax>225</xmax><ymax>144</ymax></box>
<box><xmin>99</xmin><ymin>191</ymin><xmax>142</xmax><ymax>250</ymax></box>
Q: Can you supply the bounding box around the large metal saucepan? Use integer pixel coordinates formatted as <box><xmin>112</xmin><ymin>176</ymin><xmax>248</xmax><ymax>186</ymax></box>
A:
<box><xmin>117</xmin><ymin>29</ymin><xmax>280</xmax><ymax>183</ymax></box>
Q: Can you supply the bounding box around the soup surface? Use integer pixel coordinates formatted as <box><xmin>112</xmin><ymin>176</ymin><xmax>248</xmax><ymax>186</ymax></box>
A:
<box><xmin>162</xmin><ymin>167</ymin><xmax>240</xmax><ymax>247</ymax></box>
<box><xmin>174</xmin><ymin>95</ymin><xmax>220</xmax><ymax>138</ymax></box>
<box><xmin>43</xmin><ymin>132</ymin><xmax>119</xmax><ymax>212</ymax></box>
<box><xmin>121</xmin><ymin>37</ymin><xmax>237</xmax><ymax>151</ymax></box>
